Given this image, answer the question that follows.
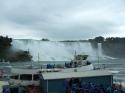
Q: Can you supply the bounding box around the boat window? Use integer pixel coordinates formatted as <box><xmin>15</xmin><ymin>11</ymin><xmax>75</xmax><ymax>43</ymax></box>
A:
<box><xmin>33</xmin><ymin>74</ymin><xmax>39</xmax><ymax>80</ymax></box>
<box><xmin>10</xmin><ymin>75</ymin><xmax>19</xmax><ymax>79</ymax></box>
<box><xmin>20</xmin><ymin>74</ymin><xmax>32</xmax><ymax>80</ymax></box>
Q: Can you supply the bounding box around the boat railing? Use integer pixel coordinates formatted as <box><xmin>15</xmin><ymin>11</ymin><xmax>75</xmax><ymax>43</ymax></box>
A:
<box><xmin>40</xmin><ymin>61</ymin><xmax>92</xmax><ymax>70</ymax></box>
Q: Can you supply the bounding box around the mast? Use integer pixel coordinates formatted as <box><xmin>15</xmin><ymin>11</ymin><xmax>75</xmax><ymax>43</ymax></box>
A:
<box><xmin>97</xmin><ymin>51</ymin><xmax>99</xmax><ymax>69</ymax></box>
<box><xmin>74</xmin><ymin>50</ymin><xmax>76</xmax><ymax>57</ymax></box>
<box><xmin>38</xmin><ymin>53</ymin><xmax>40</xmax><ymax>62</ymax></box>
<box><xmin>97</xmin><ymin>43</ymin><xmax>101</xmax><ymax>69</ymax></box>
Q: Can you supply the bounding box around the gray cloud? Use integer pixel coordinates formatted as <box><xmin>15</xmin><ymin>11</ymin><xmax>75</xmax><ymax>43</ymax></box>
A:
<box><xmin>0</xmin><ymin>0</ymin><xmax>125</xmax><ymax>40</ymax></box>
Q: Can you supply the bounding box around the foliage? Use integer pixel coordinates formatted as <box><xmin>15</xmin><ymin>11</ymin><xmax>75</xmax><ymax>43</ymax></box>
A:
<box><xmin>0</xmin><ymin>36</ymin><xmax>12</xmax><ymax>61</ymax></box>
<box><xmin>94</xmin><ymin>36</ymin><xmax>104</xmax><ymax>43</ymax></box>
<box><xmin>105</xmin><ymin>37</ymin><xmax>125</xmax><ymax>43</ymax></box>
<box><xmin>41</xmin><ymin>38</ymin><xmax>49</xmax><ymax>41</ymax></box>
<box><xmin>89</xmin><ymin>36</ymin><xmax>104</xmax><ymax>43</ymax></box>
<box><xmin>7</xmin><ymin>51</ymin><xmax>32</xmax><ymax>62</ymax></box>
<box><xmin>89</xmin><ymin>36</ymin><xmax>125</xmax><ymax>43</ymax></box>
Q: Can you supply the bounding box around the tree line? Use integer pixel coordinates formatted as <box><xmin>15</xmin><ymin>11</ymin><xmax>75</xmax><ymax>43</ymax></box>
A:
<box><xmin>89</xmin><ymin>36</ymin><xmax>125</xmax><ymax>43</ymax></box>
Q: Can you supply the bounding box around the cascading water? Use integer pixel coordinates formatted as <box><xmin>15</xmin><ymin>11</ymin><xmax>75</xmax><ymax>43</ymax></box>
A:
<box><xmin>12</xmin><ymin>39</ymin><xmax>101</xmax><ymax>61</ymax></box>
<box><xmin>97</xmin><ymin>43</ymin><xmax>104</xmax><ymax>59</ymax></box>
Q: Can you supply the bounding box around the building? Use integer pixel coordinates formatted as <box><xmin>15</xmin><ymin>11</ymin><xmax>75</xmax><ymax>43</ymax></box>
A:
<box><xmin>40</xmin><ymin>70</ymin><xmax>113</xmax><ymax>93</ymax></box>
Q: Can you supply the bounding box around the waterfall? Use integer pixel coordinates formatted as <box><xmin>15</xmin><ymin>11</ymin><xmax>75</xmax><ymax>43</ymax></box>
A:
<box><xmin>97</xmin><ymin>43</ymin><xmax>103</xmax><ymax>58</ymax></box>
<box><xmin>11</xmin><ymin>39</ymin><xmax>99</xmax><ymax>61</ymax></box>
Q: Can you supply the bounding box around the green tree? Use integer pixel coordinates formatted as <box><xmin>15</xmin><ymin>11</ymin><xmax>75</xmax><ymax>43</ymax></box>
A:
<box><xmin>0</xmin><ymin>35</ymin><xmax>32</xmax><ymax>62</ymax></box>
<box><xmin>0</xmin><ymin>36</ymin><xmax>12</xmax><ymax>61</ymax></box>
<box><xmin>94</xmin><ymin>36</ymin><xmax>104</xmax><ymax>43</ymax></box>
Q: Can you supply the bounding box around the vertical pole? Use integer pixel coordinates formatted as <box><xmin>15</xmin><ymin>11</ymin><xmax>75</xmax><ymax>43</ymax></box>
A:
<box><xmin>75</xmin><ymin>51</ymin><xmax>76</xmax><ymax>56</ymax></box>
<box><xmin>38</xmin><ymin>53</ymin><xmax>40</xmax><ymax>63</ymax></box>
<box><xmin>38</xmin><ymin>53</ymin><xmax>40</xmax><ymax>68</ymax></box>
<box><xmin>111</xmin><ymin>75</ymin><xmax>113</xmax><ymax>86</ymax></box>
<box><xmin>47</xmin><ymin>80</ymin><xmax>48</xmax><ymax>93</ymax></box>
<box><xmin>31</xmin><ymin>74</ymin><xmax>33</xmax><ymax>86</ymax></box>
<box><xmin>97</xmin><ymin>43</ymin><xmax>100</xmax><ymax>69</ymax></box>
<box><xmin>98</xmin><ymin>53</ymin><xmax>99</xmax><ymax>69</ymax></box>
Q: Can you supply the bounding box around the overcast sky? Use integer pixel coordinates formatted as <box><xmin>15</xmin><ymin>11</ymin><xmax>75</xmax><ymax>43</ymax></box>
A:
<box><xmin>0</xmin><ymin>0</ymin><xmax>125</xmax><ymax>40</ymax></box>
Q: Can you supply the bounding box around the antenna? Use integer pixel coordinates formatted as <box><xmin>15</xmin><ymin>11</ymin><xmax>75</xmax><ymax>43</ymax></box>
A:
<box><xmin>74</xmin><ymin>50</ymin><xmax>76</xmax><ymax>57</ymax></box>
<box><xmin>97</xmin><ymin>52</ymin><xmax>99</xmax><ymax>69</ymax></box>
<box><xmin>97</xmin><ymin>43</ymin><xmax>100</xmax><ymax>69</ymax></box>
<box><xmin>38</xmin><ymin>53</ymin><xmax>40</xmax><ymax>63</ymax></box>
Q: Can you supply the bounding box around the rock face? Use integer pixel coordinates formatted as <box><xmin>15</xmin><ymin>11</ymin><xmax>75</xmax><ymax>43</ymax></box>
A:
<box><xmin>102</xmin><ymin>43</ymin><xmax>125</xmax><ymax>58</ymax></box>
<box><xmin>89</xmin><ymin>36</ymin><xmax>125</xmax><ymax>58</ymax></box>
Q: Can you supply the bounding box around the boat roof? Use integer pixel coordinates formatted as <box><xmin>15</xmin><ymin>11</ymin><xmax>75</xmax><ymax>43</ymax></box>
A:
<box><xmin>42</xmin><ymin>70</ymin><xmax>112</xmax><ymax>80</ymax></box>
<box><xmin>11</xmin><ymin>68</ymin><xmax>61</xmax><ymax>74</ymax></box>
<box><xmin>11</xmin><ymin>68</ymin><xmax>41</xmax><ymax>74</ymax></box>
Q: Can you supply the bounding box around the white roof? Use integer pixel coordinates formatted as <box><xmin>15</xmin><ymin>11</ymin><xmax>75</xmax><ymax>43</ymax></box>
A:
<box><xmin>42</xmin><ymin>70</ymin><xmax>112</xmax><ymax>80</ymax></box>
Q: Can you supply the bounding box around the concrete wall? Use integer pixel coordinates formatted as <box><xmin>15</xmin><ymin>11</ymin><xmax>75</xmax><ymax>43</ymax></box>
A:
<box><xmin>40</xmin><ymin>75</ymin><xmax>113</xmax><ymax>93</ymax></box>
